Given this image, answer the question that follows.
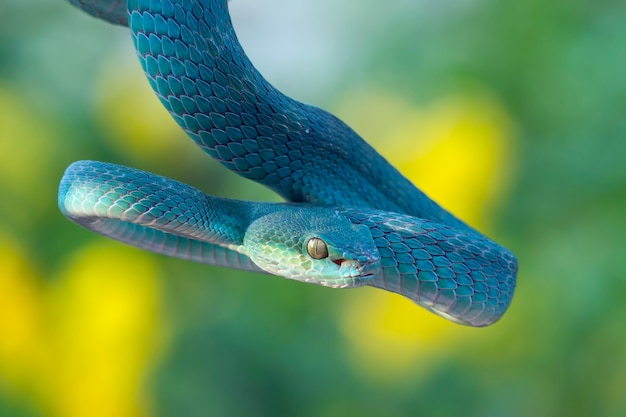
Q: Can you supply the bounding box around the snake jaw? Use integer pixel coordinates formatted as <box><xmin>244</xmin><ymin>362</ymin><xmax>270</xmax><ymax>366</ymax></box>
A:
<box><xmin>337</xmin><ymin>259</ymin><xmax>360</xmax><ymax>279</ymax></box>
<box><xmin>325</xmin><ymin>242</ymin><xmax>379</xmax><ymax>283</ymax></box>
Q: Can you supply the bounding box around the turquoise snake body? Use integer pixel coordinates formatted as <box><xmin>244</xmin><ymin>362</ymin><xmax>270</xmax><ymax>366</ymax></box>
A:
<box><xmin>60</xmin><ymin>0</ymin><xmax>517</xmax><ymax>326</ymax></box>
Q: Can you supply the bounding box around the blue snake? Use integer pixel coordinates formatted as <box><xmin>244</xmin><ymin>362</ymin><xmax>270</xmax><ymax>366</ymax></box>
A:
<box><xmin>59</xmin><ymin>0</ymin><xmax>517</xmax><ymax>326</ymax></box>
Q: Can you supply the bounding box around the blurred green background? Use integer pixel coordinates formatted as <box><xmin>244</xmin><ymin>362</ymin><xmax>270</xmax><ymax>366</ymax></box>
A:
<box><xmin>1</xmin><ymin>0</ymin><xmax>625</xmax><ymax>416</ymax></box>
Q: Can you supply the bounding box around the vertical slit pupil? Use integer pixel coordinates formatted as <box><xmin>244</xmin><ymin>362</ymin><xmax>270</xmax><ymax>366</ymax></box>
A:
<box><xmin>307</xmin><ymin>238</ymin><xmax>328</xmax><ymax>259</ymax></box>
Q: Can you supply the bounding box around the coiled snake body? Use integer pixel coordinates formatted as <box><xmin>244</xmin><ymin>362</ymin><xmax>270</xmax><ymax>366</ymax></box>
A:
<box><xmin>60</xmin><ymin>0</ymin><xmax>517</xmax><ymax>326</ymax></box>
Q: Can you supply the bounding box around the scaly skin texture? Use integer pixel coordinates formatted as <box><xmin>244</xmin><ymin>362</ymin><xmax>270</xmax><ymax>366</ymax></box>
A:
<box><xmin>60</xmin><ymin>160</ymin><xmax>263</xmax><ymax>271</ymax></box>
<box><xmin>60</xmin><ymin>0</ymin><xmax>518</xmax><ymax>326</ymax></box>
<box><xmin>125</xmin><ymin>0</ymin><xmax>469</xmax><ymax>230</ymax></box>
<box><xmin>339</xmin><ymin>209</ymin><xmax>517</xmax><ymax>325</ymax></box>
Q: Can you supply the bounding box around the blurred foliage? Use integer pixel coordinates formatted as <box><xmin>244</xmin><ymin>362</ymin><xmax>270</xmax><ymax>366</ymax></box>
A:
<box><xmin>1</xmin><ymin>0</ymin><xmax>625</xmax><ymax>417</ymax></box>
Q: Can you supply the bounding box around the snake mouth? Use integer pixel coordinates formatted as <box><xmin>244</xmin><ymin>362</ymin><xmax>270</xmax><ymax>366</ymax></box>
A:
<box><xmin>331</xmin><ymin>258</ymin><xmax>345</xmax><ymax>267</ymax></box>
<box><xmin>336</xmin><ymin>258</ymin><xmax>379</xmax><ymax>279</ymax></box>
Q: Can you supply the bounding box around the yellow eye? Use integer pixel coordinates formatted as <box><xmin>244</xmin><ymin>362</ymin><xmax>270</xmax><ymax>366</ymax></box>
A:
<box><xmin>306</xmin><ymin>237</ymin><xmax>329</xmax><ymax>260</ymax></box>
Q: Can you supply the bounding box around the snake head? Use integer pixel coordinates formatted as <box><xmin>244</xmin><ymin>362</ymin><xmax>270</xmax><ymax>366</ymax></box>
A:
<box><xmin>243</xmin><ymin>207</ymin><xmax>380</xmax><ymax>288</ymax></box>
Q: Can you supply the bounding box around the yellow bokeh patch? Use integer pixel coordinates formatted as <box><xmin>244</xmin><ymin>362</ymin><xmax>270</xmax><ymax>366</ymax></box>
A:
<box><xmin>387</xmin><ymin>96</ymin><xmax>515</xmax><ymax>228</ymax></box>
<box><xmin>95</xmin><ymin>57</ymin><xmax>194</xmax><ymax>163</ymax></box>
<box><xmin>0</xmin><ymin>235</ymin><xmax>165</xmax><ymax>417</ymax></box>
<box><xmin>45</xmin><ymin>244</ymin><xmax>166</xmax><ymax>417</ymax></box>
<box><xmin>0</xmin><ymin>87</ymin><xmax>58</xmax><ymax>229</ymax></box>
<box><xmin>341</xmin><ymin>289</ymin><xmax>473</xmax><ymax>381</ymax></box>
<box><xmin>0</xmin><ymin>236</ymin><xmax>46</xmax><ymax>393</ymax></box>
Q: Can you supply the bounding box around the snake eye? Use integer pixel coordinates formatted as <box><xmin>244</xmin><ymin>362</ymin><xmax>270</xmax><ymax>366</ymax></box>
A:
<box><xmin>306</xmin><ymin>237</ymin><xmax>329</xmax><ymax>260</ymax></box>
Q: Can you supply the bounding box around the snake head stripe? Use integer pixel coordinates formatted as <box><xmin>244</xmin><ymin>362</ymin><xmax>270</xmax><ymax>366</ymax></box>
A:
<box><xmin>242</xmin><ymin>208</ymin><xmax>380</xmax><ymax>288</ymax></box>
